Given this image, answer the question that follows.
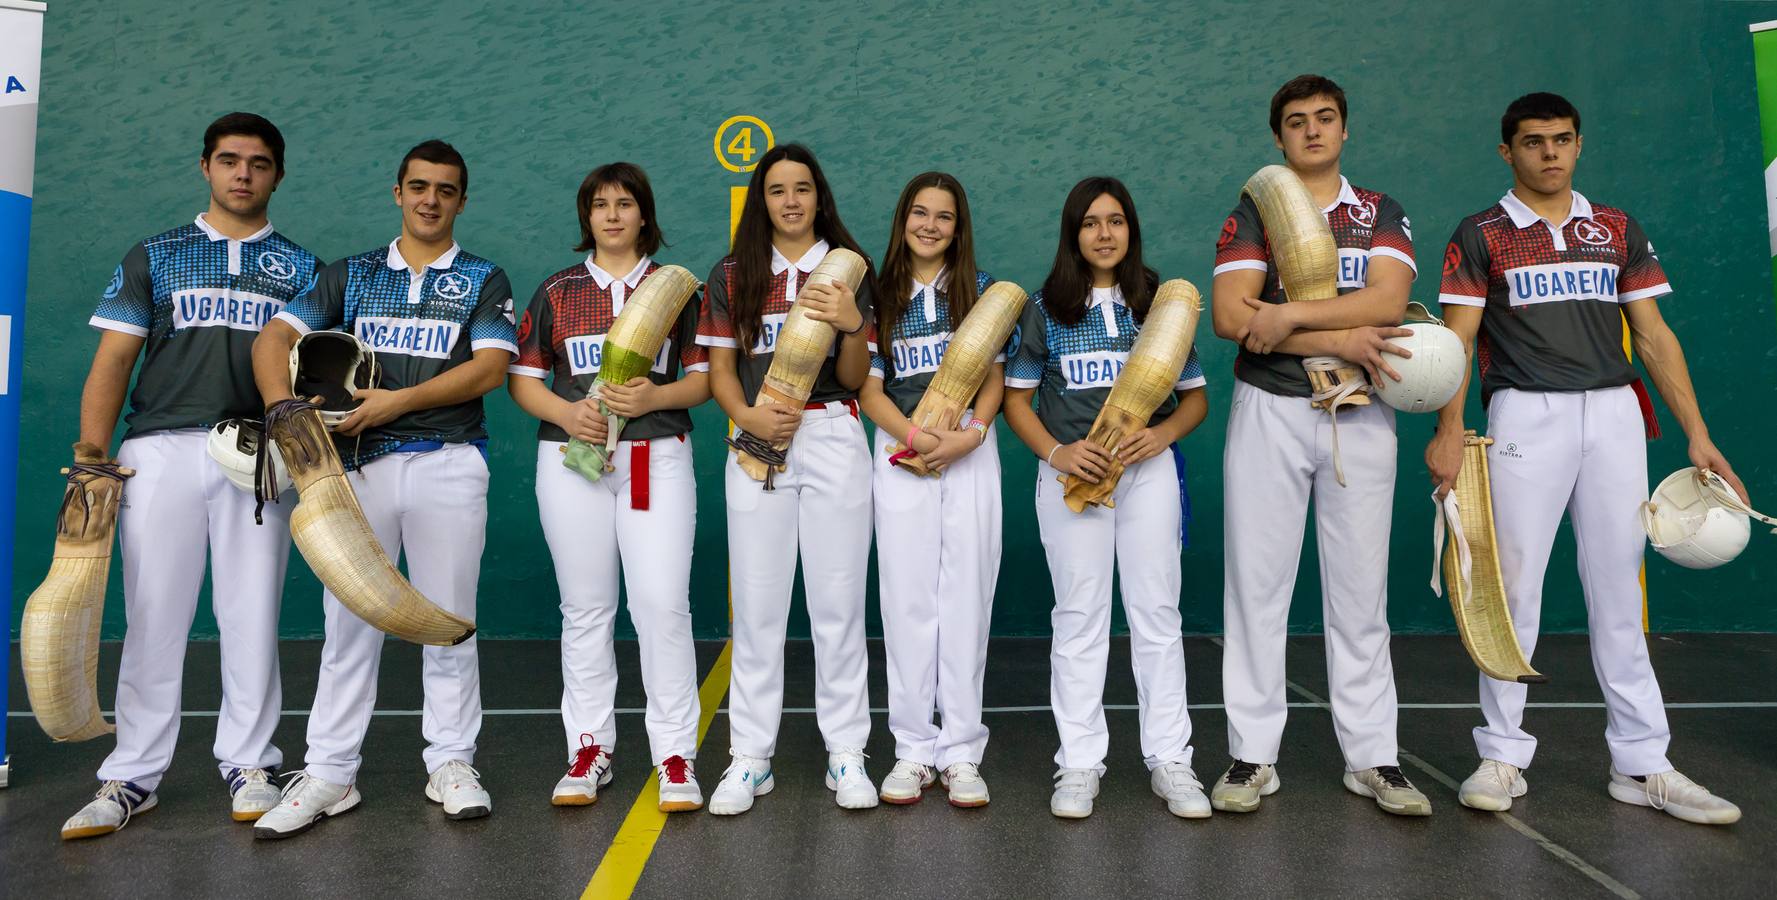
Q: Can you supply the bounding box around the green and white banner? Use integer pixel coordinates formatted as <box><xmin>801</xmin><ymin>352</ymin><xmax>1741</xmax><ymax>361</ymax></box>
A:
<box><xmin>1753</xmin><ymin>20</ymin><xmax>1777</xmax><ymax>299</ymax></box>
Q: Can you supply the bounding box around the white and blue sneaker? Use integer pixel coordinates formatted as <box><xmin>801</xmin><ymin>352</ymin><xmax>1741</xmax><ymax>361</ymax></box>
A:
<box><xmin>708</xmin><ymin>753</ymin><xmax>774</xmax><ymax>816</ymax></box>
<box><xmin>62</xmin><ymin>780</ymin><xmax>157</xmax><ymax>840</ymax></box>
<box><xmin>826</xmin><ymin>749</ymin><xmax>879</xmax><ymax>810</ymax></box>
<box><xmin>227</xmin><ymin>767</ymin><xmax>282</xmax><ymax>822</ymax></box>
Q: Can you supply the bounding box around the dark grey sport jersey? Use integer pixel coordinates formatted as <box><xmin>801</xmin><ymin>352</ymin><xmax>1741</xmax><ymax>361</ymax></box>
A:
<box><xmin>89</xmin><ymin>215</ymin><xmax>321</xmax><ymax>438</ymax></box>
<box><xmin>1005</xmin><ymin>286</ymin><xmax>1208</xmax><ymax>446</ymax></box>
<box><xmin>1437</xmin><ymin>190</ymin><xmax>1670</xmax><ymax>396</ymax></box>
<box><xmin>276</xmin><ymin>239</ymin><xmax>517</xmax><ymax>463</ymax></box>
<box><xmin>694</xmin><ymin>241</ymin><xmax>876</xmax><ymax>406</ymax></box>
<box><xmin>868</xmin><ymin>270</ymin><xmax>999</xmax><ymax>418</ymax></box>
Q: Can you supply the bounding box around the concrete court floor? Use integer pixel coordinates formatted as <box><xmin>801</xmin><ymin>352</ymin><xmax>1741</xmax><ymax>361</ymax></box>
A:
<box><xmin>3</xmin><ymin>634</ymin><xmax>1773</xmax><ymax>899</ymax></box>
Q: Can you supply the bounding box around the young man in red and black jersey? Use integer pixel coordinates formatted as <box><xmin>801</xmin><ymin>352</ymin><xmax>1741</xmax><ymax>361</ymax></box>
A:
<box><xmin>1210</xmin><ymin>74</ymin><xmax>1430</xmax><ymax>817</ymax></box>
<box><xmin>1430</xmin><ymin>92</ymin><xmax>1744</xmax><ymax>825</ymax></box>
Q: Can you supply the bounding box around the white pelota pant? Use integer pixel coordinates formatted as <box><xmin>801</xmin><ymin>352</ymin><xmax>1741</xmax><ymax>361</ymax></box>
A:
<box><xmin>725</xmin><ymin>402</ymin><xmax>873</xmax><ymax>759</ymax></box>
<box><xmin>536</xmin><ymin>437</ymin><xmax>700</xmax><ymax>765</ymax></box>
<box><xmin>1475</xmin><ymin>386</ymin><xmax>1670</xmax><ymax>775</ymax></box>
<box><xmin>303</xmin><ymin>444</ymin><xmax>488</xmax><ymax>784</ymax></box>
<box><xmin>100</xmin><ymin>430</ymin><xmax>292</xmax><ymax>790</ymax></box>
<box><xmin>1221</xmin><ymin>380</ymin><xmax>1401</xmax><ymax>770</ymax></box>
<box><xmin>1035</xmin><ymin>450</ymin><xmax>1193</xmax><ymax>774</ymax></box>
<box><xmin>872</xmin><ymin>424</ymin><xmax>1001</xmax><ymax>769</ymax></box>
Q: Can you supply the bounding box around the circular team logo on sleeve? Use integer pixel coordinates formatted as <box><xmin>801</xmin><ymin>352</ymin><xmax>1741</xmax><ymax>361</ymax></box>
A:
<box><xmin>1574</xmin><ymin>220</ymin><xmax>1612</xmax><ymax>246</ymax></box>
<box><xmin>434</xmin><ymin>271</ymin><xmax>472</xmax><ymax>300</ymax></box>
<box><xmin>514</xmin><ymin>310</ymin><xmax>533</xmax><ymax>344</ymax></box>
<box><xmin>1216</xmin><ymin>216</ymin><xmax>1238</xmax><ymax>250</ymax></box>
<box><xmin>1442</xmin><ymin>244</ymin><xmax>1462</xmax><ymax>277</ymax></box>
<box><xmin>258</xmin><ymin>250</ymin><xmax>296</xmax><ymax>280</ymax></box>
<box><xmin>103</xmin><ymin>266</ymin><xmax>123</xmax><ymax>300</ymax></box>
<box><xmin>1347</xmin><ymin>201</ymin><xmax>1377</xmax><ymax>228</ymax></box>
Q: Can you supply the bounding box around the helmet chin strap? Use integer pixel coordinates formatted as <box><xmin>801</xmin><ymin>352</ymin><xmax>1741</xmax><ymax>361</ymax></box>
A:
<box><xmin>1699</xmin><ymin>470</ymin><xmax>1777</xmax><ymax>531</ymax></box>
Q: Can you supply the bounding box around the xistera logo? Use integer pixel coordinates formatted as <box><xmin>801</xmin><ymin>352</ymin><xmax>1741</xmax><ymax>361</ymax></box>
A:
<box><xmin>1498</xmin><ymin>442</ymin><xmax>1524</xmax><ymax>459</ymax></box>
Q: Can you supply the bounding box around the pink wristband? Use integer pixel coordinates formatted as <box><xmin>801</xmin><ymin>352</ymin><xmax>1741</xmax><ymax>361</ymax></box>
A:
<box><xmin>906</xmin><ymin>424</ymin><xmax>922</xmax><ymax>449</ymax></box>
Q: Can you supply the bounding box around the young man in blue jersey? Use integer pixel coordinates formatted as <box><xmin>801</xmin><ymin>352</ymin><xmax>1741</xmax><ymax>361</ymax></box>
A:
<box><xmin>248</xmin><ymin>140</ymin><xmax>516</xmax><ymax>839</ymax></box>
<box><xmin>62</xmin><ymin>112</ymin><xmax>321</xmax><ymax>840</ymax></box>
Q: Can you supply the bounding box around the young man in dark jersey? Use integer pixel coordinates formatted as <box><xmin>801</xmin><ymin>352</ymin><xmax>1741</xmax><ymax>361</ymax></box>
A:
<box><xmin>1431</xmin><ymin>92</ymin><xmax>1744</xmax><ymax>825</ymax></box>
<box><xmin>249</xmin><ymin>140</ymin><xmax>517</xmax><ymax>838</ymax></box>
<box><xmin>1210</xmin><ymin>74</ymin><xmax>1429</xmax><ymax>817</ymax></box>
<box><xmin>62</xmin><ymin>113</ymin><xmax>320</xmax><ymax>839</ymax></box>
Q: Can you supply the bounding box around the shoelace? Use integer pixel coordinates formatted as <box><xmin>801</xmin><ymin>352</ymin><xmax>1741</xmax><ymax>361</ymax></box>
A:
<box><xmin>832</xmin><ymin>750</ymin><xmax>869</xmax><ymax>780</ymax></box>
<box><xmin>93</xmin><ymin>781</ymin><xmax>147</xmax><ymax>831</ymax></box>
<box><xmin>661</xmin><ymin>756</ymin><xmax>691</xmax><ymax>784</ymax></box>
<box><xmin>229</xmin><ymin>767</ymin><xmax>273</xmax><ymax>795</ymax></box>
<box><xmin>892</xmin><ymin>761</ymin><xmax>931</xmax><ymax>782</ymax></box>
<box><xmin>1374</xmin><ymin>766</ymin><xmax>1413</xmax><ymax>790</ymax></box>
<box><xmin>438</xmin><ymin>760</ymin><xmax>483</xmax><ymax>789</ymax></box>
<box><xmin>946</xmin><ymin>763</ymin><xmax>981</xmax><ymax>784</ymax></box>
<box><xmin>1485</xmin><ymin>760</ymin><xmax>1520</xmax><ymax>790</ymax></box>
<box><xmin>725</xmin><ymin>431</ymin><xmax>787</xmax><ymax>491</ymax></box>
<box><xmin>1640</xmin><ymin>773</ymin><xmax>1671</xmax><ymax>811</ymax></box>
<box><xmin>568</xmin><ymin>734</ymin><xmax>605</xmax><ymax>778</ymax></box>
<box><xmin>724</xmin><ymin>755</ymin><xmax>766</xmax><ymax>783</ymax></box>
<box><xmin>1226</xmin><ymin>760</ymin><xmax>1262</xmax><ymax>786</ymax></box>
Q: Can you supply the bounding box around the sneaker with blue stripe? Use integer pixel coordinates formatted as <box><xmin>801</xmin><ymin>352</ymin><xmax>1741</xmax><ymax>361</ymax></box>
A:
<box><xmin>227</xmin><ymin>767</ymin><xmax>282</xmax><ymax>822</ymax></box>
<box><xmin>62</xmin><ymin>780</ymin><xmax>158</xmax><ymax>840</ymax></box>
<box><xmin>707</xmin><ymin>753</ymin><xmax>773</xmax><ymax>816</ymax></box>
<box><xmin>826</xmin><ymin>749</ymin><xmax>879</xmax><ymax>810</ymax></box>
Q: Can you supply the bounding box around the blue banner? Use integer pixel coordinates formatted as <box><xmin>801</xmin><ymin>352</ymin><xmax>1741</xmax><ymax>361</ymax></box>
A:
<box><xmin>0</xmin><ymin>0</ymin><xmax>48</xmax><ymax>787</ymax></box>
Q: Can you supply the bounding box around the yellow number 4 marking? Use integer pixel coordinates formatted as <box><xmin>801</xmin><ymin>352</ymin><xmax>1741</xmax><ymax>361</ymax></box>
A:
<box><xmin>726</xmin><ymin>127</ymin><xmax>755</xmax><ymax>163</ymax></box>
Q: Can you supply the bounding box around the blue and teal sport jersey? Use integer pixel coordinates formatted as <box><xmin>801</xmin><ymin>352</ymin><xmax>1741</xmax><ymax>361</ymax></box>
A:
<box><xmin>868</xmin><ymin>270</ymin><xmax>1001</xmax><ymax>419</ymax></box>
<box><xmin>1005</xmin><ymin>284</ymin><xmax>1207</xmax><ymax>445</ymax></box>
<box><xmin>90</xmin><ymin>214</ymin><xmax>321</xmax><ymax>438</ymax></box>
<box><xmin>276</xmin><ymin>239</ymin><xmax>516</xmax><ymax>464</ymax></box>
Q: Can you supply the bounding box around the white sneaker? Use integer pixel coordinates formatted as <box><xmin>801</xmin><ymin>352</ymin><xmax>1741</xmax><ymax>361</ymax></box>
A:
<box><xmin>1343</xmin><ymin>766</ymin><xmax>1432</xmax><ymax>817</ymax></box>
<box><xmin>253</xmin><ymin>772</ymin><xmax>360</xmax><ymax>840</ymax></box>
<box><xmin>657</xmin><ymin>755</ymin><xmax>703</xmax><ymax>813</ymax></box>
<box><xmin>1210</xmin><ymin>760</ymin><xmax>1280</xmax><ymax>813</ymax></box>
<box><xmin>941</xmin><ymin>762</ymin><xmax>990</xmax><ymax>808</ymax></box>
<box><xmin>879</xmin><ymin>759</ymin><xmax>937</xmax><ymax>805</ymax></box>
<box><xmin>707</xmin><ymin>753</ymin><xmax>773</xmax><ymax>816</ymax></box>
<box><xmin>552</xmin><ymin>738</ymin><xmax>614</xmax><ymax>806</ymax></box>
<box><xmin>61</xmin><ymin>780</ymin><xmax>157</xmax><ymax>840</ymax></box>
<box><xmin>1050</xmin><ymin>768</ymin><xmax>1099</xmax><ymax>819</ymax></box>
<box><xmin>227</xmin><ymin>768</ymin><xmax>282</xmax><ymax>822</ymax></box>
<box><xmin>1608</xmin><ymin>767</ymin><xmax>1741</xmax><ymax>825</ymax></box>
<box><xmin>426</xmin><ymin>760</ymin><xmax>492</xmax><ymax>820</ymax></box>
<box><xmin>826</xmin><ymin>749</ymin><xmax>880</xmax><ymax>810</ymax></box>
<box><xmin>1458</xmin><ymin>759</ymin><xmax>1527</xmax><ymax>812</ymax></box>
<box><xmin>1151</xmin><ymin>761</ymin><xmax>1212</xmax><ymax>819</ymax></box>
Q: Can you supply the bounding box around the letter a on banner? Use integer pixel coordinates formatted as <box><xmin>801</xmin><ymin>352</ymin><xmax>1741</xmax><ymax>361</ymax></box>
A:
<box><xmin>0</xmin><ymin>0</ymin><xmax>48</xmax><ymax>788</ymax></box>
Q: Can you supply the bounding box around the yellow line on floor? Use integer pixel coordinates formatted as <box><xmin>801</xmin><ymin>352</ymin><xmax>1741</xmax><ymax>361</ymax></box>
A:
<box><xmin>582</xmin><ymin>640</ymin><xmax>732</xmax><ymax>900</ymax></box>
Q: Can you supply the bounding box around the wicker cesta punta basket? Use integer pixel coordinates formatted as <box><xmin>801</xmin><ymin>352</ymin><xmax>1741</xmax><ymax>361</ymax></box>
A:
<box><xmin>1061</xmin><ymin>279</ymin><xmax>1202</xmax><ymax>512</ymax></box>
<box><xmin>563</xmin><ymin>265</ymin><xmax>701</xmax><ymax>481</ymax></box>
<box><xmin>889</xmin><ymin>280</ymin><xmax>1027</xmax><ymax>477</ymax></box>
<box><xmin>1434</xmin><ymin>432</ymin><xmax>1544</xmax><ymax>683</ymax></box>
<box><xmin>20</xmin><ymin>443</ymin><xmax>132</xmax><ymax>741</ymax></box>
<box><xmin>733</xmin><ymin>248</ymin><xmax>869</xmax><ymax>481</ymax></box>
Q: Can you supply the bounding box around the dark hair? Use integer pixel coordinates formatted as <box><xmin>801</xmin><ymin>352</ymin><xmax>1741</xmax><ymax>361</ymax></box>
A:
<box><xmin>573</xmin><ymin>162</ymin><xmax>665</xmax><ymax>256</ymax></box>
<box><xmin>202</xmin><ymin>112</ymin><xmax>285</xmax><ymax>174</ymax></box>
<box><xmin>1501</xmin><ymin>92</ymin><xmax>1581</xmax><ymax>144</ymax></box>
<box><xmin>1269</xmin><ymin>74</ymin><xmax>1347</xmax><ymax>137</ymax></box>
<box><xmin>1040</xmin><ymin>177</ymin><xmax>1158</xmax><ymax>328</ymax></box>
<box><xmin>730</xmin><ymin>143</ymin><xmax>875</xmax><ymax>355</ymax></box>
<box><xmin>397</xmin><ymin>139</ymin><xmax>469</xmax><ymax>194</ymax></box>
<box><xmin>876</xmin><ymin>172</ymin><xmax>980</xmax><ymax>356</ymax></box>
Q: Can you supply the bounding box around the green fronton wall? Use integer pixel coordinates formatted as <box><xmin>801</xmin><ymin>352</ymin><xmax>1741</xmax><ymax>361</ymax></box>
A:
<box><xmin>11</xmin><ymin>0</ymin><xmax>1777</xmax><ymax>639</ymax></box>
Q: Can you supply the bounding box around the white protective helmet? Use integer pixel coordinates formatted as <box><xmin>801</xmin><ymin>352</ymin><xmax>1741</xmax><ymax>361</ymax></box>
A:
<box><xmin>1372</xmin><ymin>304</ymin><xmax>1467</xmax><ymax>414</ymax></box>
<box><xmin>1641</xmin><ymin>467</ymin><xmax>1777</xmax><ymax>570</ymax></box>
<box><xmin>290</xmin><ymin>330</ymin><xmax>379</xmax><ymax>427</ymax></box>
<box><xmin>207</xmin><ymin>418</ymin><xmax>292</xmax><ymax>494</ymax></box>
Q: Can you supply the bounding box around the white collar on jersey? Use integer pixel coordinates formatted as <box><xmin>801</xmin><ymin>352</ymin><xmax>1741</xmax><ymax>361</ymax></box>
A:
<box><xmin>1501</xmin><ymin>189</ymin><xmax>1595</xmax><ymax>230</ymax></box>
<box><xmin>194</xmin><ymin>213</ymin><xmax>273</xmax><ymax>243</ymax></box>
<box><xmin>771</xmin><ymin>239</ymin><xmax>829</xmax><ymax>276</ymax></box>
<box><xmin>1319</xmin><ymin>176</ymin><xmax>1362</xmax><ymax>214</ymax></box>
<box><xmin>910</xmin><ymin>267</ymin><xmax>948</xmax><ymax>323</ymax></box>
<box><xmin>1087</xmin><ymin>284</ymin><xmax>1126</xmax><ymax>308</ymax></box>
<box><xmin>385</xmin><ymin>238</ymin><xmax>461</xmax><ymax>274</ymax></box>
<box><xmin>585</xmin><ymin>254</ymin><xmax>651</xmax><ymax>290</ymax></box>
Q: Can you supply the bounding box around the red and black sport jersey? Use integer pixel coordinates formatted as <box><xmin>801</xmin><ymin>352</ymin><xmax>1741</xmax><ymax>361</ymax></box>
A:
<box><xmin>1438</xmin><ymin>190</ymin><xmax>1669</xmax><ymax>395</ymax></box>
<box><xmin>694</xmin><ymin>241</ymin><xmax>875</xmax><ymax>406</ymax></box>
<box><xmin>1213</xmin><ymin>176</ymin><xmax>1416</xmax><ymax>397</ymax></box>
<box><xmin>509</xmin><ymin>256</ymin><xmax>708</xmax><ymax>443</ymax></box>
